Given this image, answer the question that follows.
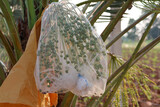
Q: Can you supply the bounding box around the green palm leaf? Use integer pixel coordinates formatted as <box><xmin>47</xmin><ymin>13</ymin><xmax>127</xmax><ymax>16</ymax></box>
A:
<box><xmin>25</xmin><ymin>0</ymin><xmax>37</xmax><ymax>29</ymax></box>
<box><xmin>0</xmin><ymin>0</ymin><xmax>23</xmax><ymax>60</ymax></box>
<box><xmin>0</xmin><ymin>30</ymin><xmax>16</xmax><ymax>65</ymax></box>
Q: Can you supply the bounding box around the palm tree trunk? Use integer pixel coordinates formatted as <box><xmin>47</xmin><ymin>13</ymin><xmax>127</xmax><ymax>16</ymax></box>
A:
<box><xmin>110</xmin><ymin>21</ymin><xmax>122</xmax><ymax>56</ymax></box>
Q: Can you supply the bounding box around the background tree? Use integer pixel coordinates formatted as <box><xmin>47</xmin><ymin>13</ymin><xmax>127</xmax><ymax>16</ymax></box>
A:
<box><xmin>148</xmin><ymin>18</ymin><xmax>160</xmax><ymax>39</ymax></box>
<box><xmin>126</xmin><ymin>18</ymin><xmax>139</xmax><ymax>41</ymax></box>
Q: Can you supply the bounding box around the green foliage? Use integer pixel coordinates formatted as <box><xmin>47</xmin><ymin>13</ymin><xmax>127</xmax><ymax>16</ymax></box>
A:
<box><xmin>25</xmin><ymin>0</ymin><xmax>37</xmax><ymax>29</ymax></box>
<box><xmin>0</xmin><ymin>30</ymin><xmax>17</xmax><ymax>65</ymax></box>
<box><xmin>0</xmin><ymin>61</ymin><xmax>7</xmax><ymax>86</ymax></box>
<box><xmin>0</xmin><ymin>47</ymin><xmax>9</xmax><ymax>65</ymax></box>
<box><xmin>0</xmin><ymin>15</ymin><xmax>8</xmax><ymax>35</ymax></box>
<box><xmin>0</xmin><ymin>0</ymin><xmax>160</xmax><ymax>106</ymax></box>
<box><xmin>108</xmin><ymin>55</ymin><xmax>154</xmax><ymax>106</ymax></box>
<box><xmin>0</xmin><ymin>0</ymin><xmax>23</xmax><ymax>60</ymax></box>
<box><xmin>101</xmin><ymin>13</ymin><xmax>158</xmax><ymax>107</ymax></box>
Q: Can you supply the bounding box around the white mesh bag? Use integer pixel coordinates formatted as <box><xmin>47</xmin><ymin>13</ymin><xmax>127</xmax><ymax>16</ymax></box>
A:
<box><xmin>34</xmin><ymin>1</ymin><xmax>108</xmax><ymax>97</ymax></box>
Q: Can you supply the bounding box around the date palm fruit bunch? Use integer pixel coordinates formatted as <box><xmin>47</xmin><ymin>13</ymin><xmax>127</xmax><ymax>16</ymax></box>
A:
<box><xmin>34</xmin><ymin>1</ymin><xmax>108</xmax><ymax>97</ymax></box>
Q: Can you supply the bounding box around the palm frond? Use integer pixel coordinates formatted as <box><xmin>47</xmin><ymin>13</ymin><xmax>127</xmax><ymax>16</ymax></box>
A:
<box><xmin>101</xmin><ymin>0</ymin><xmax>133</xmax><ymax>41</ymax></box>
<box><xmin>137</xmin><ymin>0</ymin><xmax>160</xmax><ymax>11</ymax></box>
<box><xmin>77</xmin><ymin>0</ymin><xmax>104</xmax><ymax>6</ymax></box>
<box><xmin>104</xmin><ymin>13</ymin><xmax>158</xmax><ymax>106</ymax></box>
<box><xmin>0</xmin><ymin>30</ymin><xmax>16</xmax><ymax>65</ymax></box>
<box><xmin>107</xmin><ymin>55</ymin><xmax>154</xmax><ymax>106</ymax></box>
<box><xmin>0</xmin><ymin>0</ymin><xmax>23</xmax><ymax>60</ymax></box>
<box><xmin>25</xmin><ymin>0</ymin><xmax>37</xmax><ymax>29</ymax></box>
